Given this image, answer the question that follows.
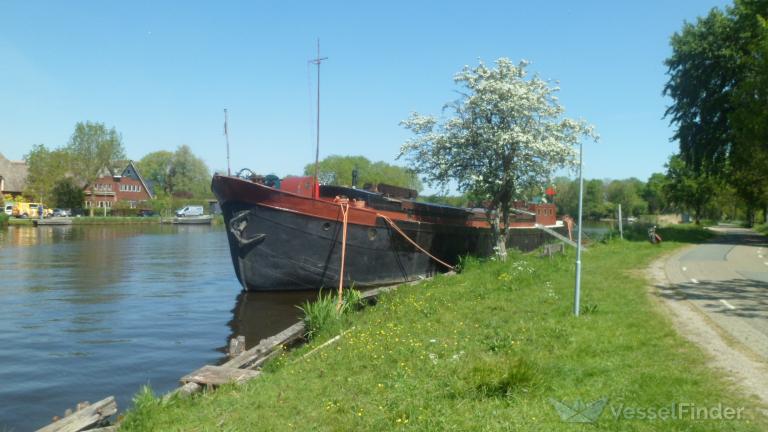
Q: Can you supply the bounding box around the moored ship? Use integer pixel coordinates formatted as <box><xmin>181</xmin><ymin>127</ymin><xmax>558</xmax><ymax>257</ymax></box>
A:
<box><xmin>212</xmin><ymin>173</ymin><xmax>567</xmax><ymax>292</ymax></box>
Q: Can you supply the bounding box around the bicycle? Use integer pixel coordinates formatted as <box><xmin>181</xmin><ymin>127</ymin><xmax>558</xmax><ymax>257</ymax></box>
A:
<box><xmin>648</xmin><ymin>225</ymin><xmax>662</xmax><ymax>244</ymax></box>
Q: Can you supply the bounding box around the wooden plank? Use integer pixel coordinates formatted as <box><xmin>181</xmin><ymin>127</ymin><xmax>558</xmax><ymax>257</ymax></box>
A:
<box><xmin>360</xmin><ymin>273</ymin><xmax>455</xmax><ymax>302</ymax></box>
<box><xmin>223</xmin><ymin>321</ymin><xmax>305</xmax><ymax>369</ymax></box>
<box><xmin>534</xmin><ymin>224</ymin><xmax>586</xmax><ymax>250</ymax></box>
<box><xmin>181</xmin><ymin>365</ymin><xmax>261</xmax><ymax>386</ymax></box>
<box><xmin>163</xmin><ymin>382</ymin><xmax>202</xmax><ymax>401</ymax></box>
<box><xmin>36</xmin><ymin>396</ymin><xmax>117</xmax><ymax>432</ymax></box>
<box><xmin>360</xmin><ymin>285</ymin><xmax>397</xmax><ymax>301</ymax></box>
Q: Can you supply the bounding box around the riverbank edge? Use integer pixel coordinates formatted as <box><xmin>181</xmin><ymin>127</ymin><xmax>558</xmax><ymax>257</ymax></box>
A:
<box><xmin>118</xmin><ymin>225</ymin><xmax>768</xmax><ymax>431</ymax></box>
<box><xmin>6</xmin><ymin>215</ymin><xmax>224</xmax><ymax>226</ymax></box>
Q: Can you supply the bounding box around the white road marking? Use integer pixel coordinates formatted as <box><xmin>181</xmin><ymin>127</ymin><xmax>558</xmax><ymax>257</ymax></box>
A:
<box><xmin>690</xmin><ymin>278</ymin><xmax>699</xmax><ymax>284</ymax></box>
<box><xmin>719</xmin><ymin>299</ymin><xmax>736</xmax><ymax>310</ymax></box>
<box><xmin>682</xmin><ymin>266</ymin><xmax>687</xmax><ymax>271</ymax></box>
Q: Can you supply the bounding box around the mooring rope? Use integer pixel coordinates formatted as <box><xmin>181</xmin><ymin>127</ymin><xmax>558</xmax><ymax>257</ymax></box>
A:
<box><xmin>377</xmin><ymin>214</ymin><xmax>456</xmax><ymax>271</ymax></box>
<box><xmin>336</xmin><ymin>198</ymin><xmax>350</xmax><ymax>311</ymax></box>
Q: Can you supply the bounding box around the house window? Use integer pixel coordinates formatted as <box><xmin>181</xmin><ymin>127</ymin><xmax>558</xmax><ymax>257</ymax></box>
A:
<box><xmin>120</xmin><ymin>184</ymin><xmax>141</xmax><ymax>192</ymax></box>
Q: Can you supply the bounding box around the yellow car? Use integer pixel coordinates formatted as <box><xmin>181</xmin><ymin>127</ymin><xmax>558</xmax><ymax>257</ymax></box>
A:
<box><xmin>12</xmin><ymin>202</ymin><xmax>52</xmax><ymax>218</ymax></box>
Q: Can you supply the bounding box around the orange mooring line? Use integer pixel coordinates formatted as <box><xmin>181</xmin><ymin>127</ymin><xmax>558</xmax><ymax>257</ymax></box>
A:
<box><xmin>378</xmin><ymin>214</ymin><xmax>456</xmax><ymax>271</ymax></box>
<box><xmin>336</xmin><ymin>199</ymin><xmax>350</xmax><ymax>311</ymax></box>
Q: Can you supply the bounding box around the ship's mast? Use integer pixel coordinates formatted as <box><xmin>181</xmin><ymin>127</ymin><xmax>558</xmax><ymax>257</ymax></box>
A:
<box><xmin>224</xmin><ymin>108</ymin><xmax>231</xmax><ymax>176</ymax></box>
<box><xmin>309</xmin><ymin>39</ymin><xmax>327</xmax><ymax>198</ymax></box>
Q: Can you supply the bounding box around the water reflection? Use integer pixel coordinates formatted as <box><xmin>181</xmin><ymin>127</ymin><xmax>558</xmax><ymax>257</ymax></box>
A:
<box><xmin>227</xmin><ymin>290</ymin><xmax>318</xmax><ymax>350</ymax></box>
<box><xmin>0</xmin><ymin>225</ymin><xmax>239</xmax><ymax>431</ymax></box>
<box><xmin>0</xmin><ymin>224</ymin><xmax>366</xmax><ymax>431</ymax></box>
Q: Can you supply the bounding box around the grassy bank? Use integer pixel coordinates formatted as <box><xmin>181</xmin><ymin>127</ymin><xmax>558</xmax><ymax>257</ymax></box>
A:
<box><xmin>9</xmin><ymin>216</ymin><xmax>161</xmax><ymax>225</ymax></box>
<box><xmin>754</xmin><ymin>223</ymin><xmax>768</xmax><ymax>236</ymax></box>
<box><xmin>71</xmin><ymin>216</ymin><xmax>162</xmax><ymax>225</ymax></box>
<box><xmin>121</xmin><ymin>226</ymin><xmax>766</xmax><ymax>431</ymax></box>
<box><xmin>7</xmin><ymin>215</ymin><xmax>224</xmax><ymax>226</ymax></box>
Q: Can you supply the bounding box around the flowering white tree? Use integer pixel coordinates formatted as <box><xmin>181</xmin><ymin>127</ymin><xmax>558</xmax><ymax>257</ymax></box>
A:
<box><xmin>399</xmin><ymin>58</ymin><xmax>597</xmax><ymax>257</ymax></box>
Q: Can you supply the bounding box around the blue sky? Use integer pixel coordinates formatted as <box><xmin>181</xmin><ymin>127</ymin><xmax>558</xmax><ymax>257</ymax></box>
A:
<box><xmin>0</xmin><ymin>0</ymin><xmax>729</xmax><ymax>190</ymax></box>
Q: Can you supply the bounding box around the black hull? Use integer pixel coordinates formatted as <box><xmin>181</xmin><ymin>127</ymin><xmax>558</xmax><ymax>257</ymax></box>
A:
<box><xmin>222</xmin><ymin>202</ymin><xmax>496</xmax><ymax>291</ymax></box>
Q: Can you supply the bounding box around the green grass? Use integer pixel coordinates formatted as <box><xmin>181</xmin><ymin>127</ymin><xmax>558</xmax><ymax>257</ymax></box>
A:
<box><xmin>8</xmin><ymin>218</ymin><xmax>33</xmax><ymax>226</ymax></box>
<box><xmin>72</xmin><ymin>216</ymin><xmax>161</xmax><ymax>224</ymax></box>
<box><xmin>120</xmin><ymin>226</ymin><xmax>767</xmax><ymax>431</ymax></box>
<box><xmin>754</xmin><ymin>223</ymin><xmax>768</xmax><ymax>236</ymax></box>
<box><xmin>6</xmin><ymin>216</ymin><xmax>162</xmax><ymax>225</ymax></box>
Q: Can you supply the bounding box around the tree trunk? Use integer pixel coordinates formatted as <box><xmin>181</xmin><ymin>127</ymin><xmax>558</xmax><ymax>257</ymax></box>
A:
<box><xmin>491</xmin><ymin>213</ymin><xmax>507</xmax><ymax>262</ymax></box>
<box><xmin>694</xmin><ymin>205</ymin><xmax>701</xmax><ymax>225</ymax></box>
<box><xmin>746</xmin><ymin>205</ymin><xmax>755</xmax><ymax>227</ymax></box>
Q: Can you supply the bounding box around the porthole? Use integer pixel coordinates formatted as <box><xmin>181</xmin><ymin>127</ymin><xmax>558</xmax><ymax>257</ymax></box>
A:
<box><xmin>322</xmin><ymin>222</ymin><xmax>331</xmax><ymax>231</ymax></box>
<box><xmin>368</xmin><ymin>228</ymin><xmax>377</xmax><ymax>240</ymax></box>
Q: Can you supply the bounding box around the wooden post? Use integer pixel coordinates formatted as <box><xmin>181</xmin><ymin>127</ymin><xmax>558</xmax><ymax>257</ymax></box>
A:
<box><xmin>228</xmin><ymin>335</ymin><xmax>245</xmax><ymax>358</ymax></box>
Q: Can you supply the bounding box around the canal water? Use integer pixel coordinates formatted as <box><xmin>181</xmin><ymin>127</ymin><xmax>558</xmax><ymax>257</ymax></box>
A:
<box><xmin>0</xmin><ymin>225</ymin><xmax>317</xmax><ymax>431</ymax></box>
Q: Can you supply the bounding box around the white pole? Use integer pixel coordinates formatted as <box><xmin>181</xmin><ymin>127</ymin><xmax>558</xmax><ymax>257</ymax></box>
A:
<box><xmin>618</xmin><ymin>204</ymin><xmax>623</xmax><ymax>240</ymax></box>
<box><xmin>574</xmin><ymin>140</ymin><xmax>584</xmax><ymax>317</ymax></box>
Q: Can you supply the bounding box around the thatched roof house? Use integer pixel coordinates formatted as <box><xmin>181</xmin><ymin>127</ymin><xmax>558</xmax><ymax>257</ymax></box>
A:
<box><xmin>0</xmin><ymin>153</ymin><xmax>28</xmax><ymax>197</ymax></box>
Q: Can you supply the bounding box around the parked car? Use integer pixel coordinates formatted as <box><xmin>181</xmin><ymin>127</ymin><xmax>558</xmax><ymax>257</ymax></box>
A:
<box><xmin>137</xmin><ymin>209</ymin><xmax>156</xmax><ymax>217</ymax></box>
<box><xmin>13</xmin><ymin>202</ymin><xmax>40</xmax><ymax>218</ymax></box>
<box><xmin>175</xmin><ymin>205</ymin><xmax>204</xmax><ymax>217</ymax></box>
<box><xmin>52</xmin><ymin>208</ymin><xmax>71</xmax><ymax>217</ymax></box>
<box><xmin>4</xmin><ymin>204</ymin><xmax>12</xmax><ymax>216</ymax></box>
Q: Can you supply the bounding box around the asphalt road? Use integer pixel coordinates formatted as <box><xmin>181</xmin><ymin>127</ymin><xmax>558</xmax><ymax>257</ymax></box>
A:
<box><xmin>664</xmin><ymin>226</ymin><xmax>768</xmax><ymax>360</ymax></box>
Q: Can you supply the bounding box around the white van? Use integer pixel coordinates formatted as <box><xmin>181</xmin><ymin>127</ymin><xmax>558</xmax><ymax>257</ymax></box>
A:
<box><xmin>175</xmin><ymin>205</ymin><xmax>204</xmax><ymax>217</ymax></box>
<box><xmin>4</xmin><ymin>204</ymin><xmax>13</xmax><ymax>215</ymax></box>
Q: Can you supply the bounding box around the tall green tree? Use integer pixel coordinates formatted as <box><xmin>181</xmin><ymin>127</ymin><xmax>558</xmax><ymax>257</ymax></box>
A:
<box><xmin>167</xmin><ymin>145</ymin><xmax>211</xmax><ymax>198</ymax></box>
<box><xmin>663</xmin><ymin>154</ymin><xmax>718</xmax><ymax>224</ymax></box>
<box><xmin>66</xmin><ymin>121</ymin><xmax>126</xmax><ymax>184</ymax></box>
<box><xmin>664</xmin><ymin>7</ymin><xmax>740</xmax><ymax>171</ymax></box>
<box><xmin>583</xmin><ymin>179</ymin><xmax>608</xmax><ymax>220</ymax></box>
<box><xmin>303</xmin><ymin>155</ymin><xmax>422</xmax><ymax>191</ymax></box>
<box><xmin>605</xmin><ymin>178</ymin><xmax>647</xmax><ymax>217</ymax></box>
<box><xmin>137</xmin><ymin>150</ymin><xmax>174</xmax><ymax>194</ymax></box>
<box><xmin>664</xmin><ymin>1</ymin><xmax>768</xmax><ymax>224</ymax></box>
<box><xmin>51</xmin><ymin>178</ymin><xmax>85</xmax><ymax>209</ymax></box>
<box><xmin>643</xmin><ymin>173</ymin><xmax>669</xmax><ymax>214</ymax></box>
<box><xmin>24</xmin><ymin>145</ymin><xmax>71</xmax><ymax>205</ymax></box>
<box><xmin>399</xmin><ymin>58</ymin><xmax>597</xmax><ymax>257</ymax></box>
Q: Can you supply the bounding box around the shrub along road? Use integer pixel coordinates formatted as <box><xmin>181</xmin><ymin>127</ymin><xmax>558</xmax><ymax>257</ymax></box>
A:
<box><xmin>120</xmin><ymin>226</ymin><xmax>767</xmax><ymax>431</ymax></box>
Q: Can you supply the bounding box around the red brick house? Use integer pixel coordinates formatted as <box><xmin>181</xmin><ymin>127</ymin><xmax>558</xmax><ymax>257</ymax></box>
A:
<box><xmin>84</xmin><ymin>161</ymin><xmax>155</xmax><ymax>210</ymax></box>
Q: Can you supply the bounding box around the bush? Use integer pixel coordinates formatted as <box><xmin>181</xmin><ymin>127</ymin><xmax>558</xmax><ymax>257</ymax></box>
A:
<box><xmin>296</xmin><ymin>289</ymin><xmax>364</xmax><ymax>340</ymax></box>
<box><xmin>297</xmin><ymin>292</ymin><xmax>341</xmax><ymax>340</ymax></box>
<box><xmin>0</xmin><ymin>212</ymin><xmax>8</xmax><ymax>227</ymax></box>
